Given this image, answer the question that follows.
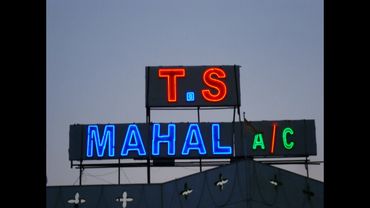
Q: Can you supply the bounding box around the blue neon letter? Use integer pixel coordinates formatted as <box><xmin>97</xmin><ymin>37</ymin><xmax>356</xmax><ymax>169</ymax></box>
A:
<box><xmin>152</xmin><ymin>124</ymin><xmax>176</xmax><ymax>156</ymax></box>
<box><xmin>181</xmin><ymin>124</ymin><xmax>206</xmax><ymax>155</ymax></box>
<box><xmin>121</xmin><ymin>124</ymin><xmax>146</xmax><ymax>156</ymax></box>
<box><xmin>212</xmin><ymin>124</ymin><xmax>232</xmax><ymax>155</ymax></box>
<box><xmin>87</xmin><ymin>125</ymin><xmax>115</xmax><ymax>157</ymax></box>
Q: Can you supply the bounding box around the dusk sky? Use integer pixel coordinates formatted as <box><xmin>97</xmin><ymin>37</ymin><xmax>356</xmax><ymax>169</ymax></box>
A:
<box><xmin>47</xmin><ymin>0</ymin><xmax>323</xmax><ymax>185</ymax></box>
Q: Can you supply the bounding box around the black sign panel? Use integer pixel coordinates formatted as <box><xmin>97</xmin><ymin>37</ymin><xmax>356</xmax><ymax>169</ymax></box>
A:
<box><xmin>69</xmin><ymin>120</ymin><xmax>316</xmax><ymax>161</ymax></box>
<box><xmin>145</xmin><ymin>65</ymin><xmax>241</xmax><ymax>107</ymax></box>
<box><xmin>69</xmin><ymin>123</ymin><xmax>234</xmax><ymax>160</ymax></box>
<box><xmin>235</xmin><ymin>119</ymin><xmax>317</xmax><ymax>157</ymax></box>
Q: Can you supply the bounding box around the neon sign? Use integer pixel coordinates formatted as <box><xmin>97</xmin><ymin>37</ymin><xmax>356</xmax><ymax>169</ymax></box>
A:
<box><xmin>146</xmin><ymin>65</ymin><xmax>241</xmax><ymax>107</ymax></box>
<box><xmin>234</xmin><ymin>120</ymin><xmax>316</xmax><ymax>157</ymax></box>
<box><xmin>251</xmin><ymin>127</ymin><xmax>294</xmax><ymax>151</ymax></box>
<box><xmin>69</xmin><ymin>123</ymin><xmax>234</xmax><ymax>159</ymax></box>
<box><xmin>69</xmin><ymin>120</ymin><xmax>316</xmax><ymax>160</ymax></box>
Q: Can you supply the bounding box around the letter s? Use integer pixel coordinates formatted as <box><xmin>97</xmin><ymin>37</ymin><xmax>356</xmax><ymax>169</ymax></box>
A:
<box><xmin>201</xmin><ymin>67</ymin><xmax>227</xmax><ymax>102</ymax></box>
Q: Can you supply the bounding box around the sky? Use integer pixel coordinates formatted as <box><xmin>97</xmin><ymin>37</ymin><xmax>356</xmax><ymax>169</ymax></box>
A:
<box><xmin>47</xmin><ymin>0</ymin><xmax>323</xmax><ymax>185</ymax></box>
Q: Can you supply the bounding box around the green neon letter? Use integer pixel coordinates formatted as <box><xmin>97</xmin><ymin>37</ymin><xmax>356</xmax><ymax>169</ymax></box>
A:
<box><xmin>252</xmin><ymin>133</ymin><xmax>265</xmax><ymax>150</ymax></box>
<box><xmin>282</xmin><ymin>127</ymin><xmax>295</xmax><ymax>149</ymax></box>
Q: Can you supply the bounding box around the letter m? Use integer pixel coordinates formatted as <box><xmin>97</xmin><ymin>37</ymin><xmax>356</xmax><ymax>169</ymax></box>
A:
<box><xmin>86</xmin><ymin>125</ymin><xmax>115</xmax><ymax>157</ymax></box>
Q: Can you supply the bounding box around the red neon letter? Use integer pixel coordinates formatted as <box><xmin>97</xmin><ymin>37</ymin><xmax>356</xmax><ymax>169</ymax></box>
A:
<box><xmin>270</xmin><ymin>123</ymin><xmax>277</xmax><ymax>154</ymax></box>
<box><xmin>158</xmin><ymin>68</ymin><xmax>186</xmax><ymax>102</ymax></box>
<box><xmin>201</xmin><ymin>67</ymin><xmax>227</xmax><ymax>102</ymax></box>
